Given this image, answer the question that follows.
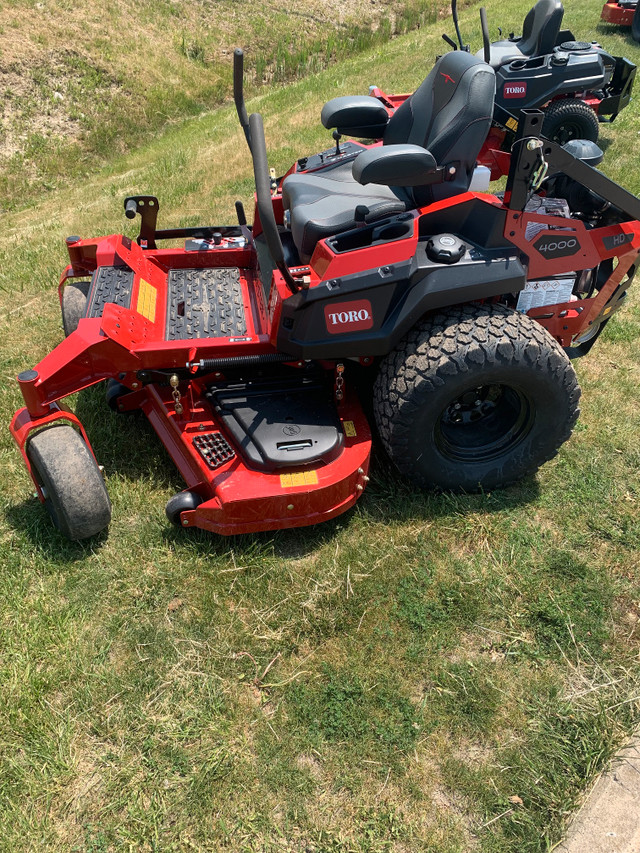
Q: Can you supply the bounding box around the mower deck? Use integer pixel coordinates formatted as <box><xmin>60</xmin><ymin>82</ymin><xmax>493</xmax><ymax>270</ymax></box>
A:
<box><xmin>601</xmin><ymin>1</ymin><xmax>636</xmax><ymax>26</ymax></box>
<box><xmin>12</xmin><ymin>232</ymin><xmax>373</xmax><ymax>536</ymax></box>
<box><xmin>134</xmin><ymin>378</ymin><xmax>371</xmax><ymax>536</ymax></box>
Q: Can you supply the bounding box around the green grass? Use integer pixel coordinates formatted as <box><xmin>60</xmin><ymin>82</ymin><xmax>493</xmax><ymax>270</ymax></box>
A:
<box><xmin>1</xmin><ymin>0</ymin><xmax>640</xmax><ymax>850</ymax></box>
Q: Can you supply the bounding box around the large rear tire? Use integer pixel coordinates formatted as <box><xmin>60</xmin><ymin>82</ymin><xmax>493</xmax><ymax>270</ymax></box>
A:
<box><xmin>632</xmin><ymin>3</ymin><xmax>640</xmax><ymax>42</ymax></box>
<box><xmin>27</xmin><ymin>425</ymin><xmax>111</xmax><ymax>540</ymax></box>
<box><xmin>542</xmin><ymin>99</ymin><xmax>599</xmax><ymax>146</ymax></box>
<box><xmin>373</xmin><ymin>304</ymin><xmax>581</xmax><ymax>492</ymax></box>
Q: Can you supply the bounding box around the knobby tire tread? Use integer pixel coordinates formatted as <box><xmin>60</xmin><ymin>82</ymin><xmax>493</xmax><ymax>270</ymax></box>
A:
<box><xmin>373</xmin><ymin>303</ymin><xmax>581</xmax><ymax>490</ymax></box>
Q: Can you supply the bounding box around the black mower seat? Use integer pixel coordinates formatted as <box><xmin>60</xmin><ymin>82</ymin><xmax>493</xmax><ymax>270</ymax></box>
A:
<box><xmin>282</xmin><ymin>161</ymin><xmax>410</xmax><ymax>262</ymax></box>
<box><xmin>480</xmin><ymin>0</ymin><xmax>564</xmax><ymax>68</ymax></box>
<box><xmin>282</xmin><ymin>51</ymin><xmax>495</xmax><ymax>262</ymax></box>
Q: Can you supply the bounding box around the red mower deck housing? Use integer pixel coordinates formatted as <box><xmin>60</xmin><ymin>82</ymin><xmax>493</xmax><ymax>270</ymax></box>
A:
<box><xmin>601</xmin><ymin>0</ymin><xmax>640</xmax><ymax>41</ymax></box>
<box><xmin>602</xmin><ymin>0</ymin><xmax>636</xmax><ymax>26</ymax></box>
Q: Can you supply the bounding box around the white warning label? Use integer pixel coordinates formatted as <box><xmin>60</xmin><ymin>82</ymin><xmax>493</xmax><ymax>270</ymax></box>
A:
<box><xmin>516</xmin><ymin>278</ymin><xmax>575</xmax><ymax>313</ymax></box>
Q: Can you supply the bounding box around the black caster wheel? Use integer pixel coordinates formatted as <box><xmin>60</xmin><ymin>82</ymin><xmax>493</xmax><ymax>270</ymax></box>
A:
<box><xmin>166</xmin><ymin>491</ymin><xmax>203</xmax><ymax>526</ymax></box>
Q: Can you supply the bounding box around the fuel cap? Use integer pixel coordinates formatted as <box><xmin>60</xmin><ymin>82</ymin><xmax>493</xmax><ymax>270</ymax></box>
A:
<box><xmin>426</xmin><ymin>233</ymin><xmax>466</xmax><ymax>264</ymax></box>
<box><xmin>559</xmin><ymin>41</ymin><xmax>592</xmax><ymax>51</ymax></box>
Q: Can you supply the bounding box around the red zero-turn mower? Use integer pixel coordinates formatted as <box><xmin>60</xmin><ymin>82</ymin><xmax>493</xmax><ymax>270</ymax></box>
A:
<box><xmin>601</xmin><ymin>0</ymin><xmax>640</xmax><ymax>43</ymax></box>
<box><xmin>10</xmin><ymin>49</ymin><xmax>640</xmax><ymax>540</ymax></box>
<box><xmin>360</xmin><ymin>0</ymin><xmax>635</xmax><ymax>180</ymax></box>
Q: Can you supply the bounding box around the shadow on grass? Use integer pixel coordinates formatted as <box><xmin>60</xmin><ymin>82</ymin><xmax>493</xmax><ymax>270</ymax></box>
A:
<box><xmin>73</xmin><ymin>384</ymin><xmax>184</xmax><ymax>491</ymax></box>
<box><xmin>4</xmin><ymin>497</ymin><xmax>110</xmax><ymax>560</ymax></box>
<box><xmin>157</xmin><ymin>451</ymin><xmax>541</xmax><ymax>560</ymax></box>
<box><xmin>595</xmin><ymin>20</ymin><xmax>633</xmax><ymax>41</ymax></box>
<box><xmin>597</xmin><ymin>135</ymin><xmax>613</xmax><ymax>155</ymax></box>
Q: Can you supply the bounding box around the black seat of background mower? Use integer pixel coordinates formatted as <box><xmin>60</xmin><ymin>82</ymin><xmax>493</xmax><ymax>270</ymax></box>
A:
<box><xmin>481</xmin><ymin>0</ymin><xmax>564</xmax><ymax>68</ymax></box>
<box><xmin>282</xmin><ymin>51</ymin><xmax>496</xmax><ymax>262</ymax></box>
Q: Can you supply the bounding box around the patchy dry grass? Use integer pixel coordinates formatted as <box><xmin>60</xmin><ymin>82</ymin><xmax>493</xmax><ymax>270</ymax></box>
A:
<box><xmin>0</xmin><ymin>0</ymin><xmax>446</xmax><ymax>210</ymax></box>
<box><xmin>1</xmin><ymin>0</ymin><xmax>640</xmax><ymax>850</ymax></box>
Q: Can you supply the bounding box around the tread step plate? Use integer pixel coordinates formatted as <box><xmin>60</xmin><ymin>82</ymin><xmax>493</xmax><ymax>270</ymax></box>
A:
<box><xmin>166</xmin><ymin>267</ymin><xmax>247</xmax><ymax>340</ymax></box>
<box><xmin>87</xmin><ymin>266</ymin><xmax>134</xmax><ymax>318</ymax></box>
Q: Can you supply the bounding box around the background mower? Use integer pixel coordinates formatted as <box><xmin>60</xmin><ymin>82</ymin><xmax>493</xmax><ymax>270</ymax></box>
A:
<box><xmin>358</xmin><ymin>0</ymin><xmax>635</xmax><ymax>172</ymax></box>
<box><xmin>601</xmin><ymin>0</ymin><xmax>640</xmax><ymax>43</ymax></box>
<box><xmin>10</xmin><ymin>47</ymin><xmax>640</xmax><ymax>540</ymax></box>
<box><xmin>477</xmin><ymin>0</ymin><xmax>636</xmax><ymax>145</ymax></box>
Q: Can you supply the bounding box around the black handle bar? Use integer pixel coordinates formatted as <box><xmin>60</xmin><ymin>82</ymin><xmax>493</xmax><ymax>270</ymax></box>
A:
<box><xmin>234</xmin><ymin>48</ymin><xmax>252</xmax><ymax>153</ymax></box>
<box><xmin>480</xmin><ymin>8</ymin><xmax>491</xmax><ymax>65</ymax></box>
<box><xmin>248</xmin><ymin>113</ymin><xmax>298</xmax><ymax>294</ymax></box>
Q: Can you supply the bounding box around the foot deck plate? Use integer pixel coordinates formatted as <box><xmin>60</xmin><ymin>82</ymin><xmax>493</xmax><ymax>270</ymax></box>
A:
<box><xmin>87</xmin><ymin>266</ymin><xmax>135</xmax><ymax>318</ymax></box>
<box><xmin>166</xmin><ymin>267</ymin><xmax>247</xmax><ymax>340</ymax></box>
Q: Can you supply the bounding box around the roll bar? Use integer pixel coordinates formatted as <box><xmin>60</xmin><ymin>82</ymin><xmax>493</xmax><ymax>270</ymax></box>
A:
<box><xmin>480</xmin><ymin>7</ymin><xmax>491</xmax><ymax>64</ymax></box>
<box><xmin>234</xmin><ymin>48</ymin><xmax>252</xmax><ymax>153</ymax></box>
<box><xmin>451</xmin><ymin>0</ymin><xmax>467</xmax><ymax>51</ymax></box>
<box><xmin>248</xmin><ymin>113</ymin><xmax>299</xmax><ymax>294</ymax></box>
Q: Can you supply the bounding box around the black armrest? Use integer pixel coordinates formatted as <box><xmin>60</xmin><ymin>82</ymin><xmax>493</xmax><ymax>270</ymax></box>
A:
<box><xmin>353</xmin><ymin>144</ymin><xmax>439</xmax><ymax>187</ymax></box>
<box><xmin>320</xmin><ymin>96</ymin><xmax>390</xmax><ymax>139</ymax></box>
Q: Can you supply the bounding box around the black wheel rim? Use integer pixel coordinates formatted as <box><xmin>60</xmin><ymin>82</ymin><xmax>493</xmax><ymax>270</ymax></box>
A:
<box><xmin>550</xmin><ymin>121</ymin><xmax>587</xmax><ymax>146</ymax></box>
<box><xmin>435</xmin><ymin>383</ymin><xmax>535</xmax><ymax>463</ymax></box>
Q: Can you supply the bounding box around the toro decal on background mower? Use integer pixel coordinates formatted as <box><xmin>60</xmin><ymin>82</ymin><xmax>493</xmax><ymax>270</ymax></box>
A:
<box><xmin>503</xmin><ymin>83</ymin><xmax>528</xmax><ymax>98</ymax></box>
<box><xmin>9</xmin><ymin>47</ymin><xmax>640</xmax><ymax>542</ymax></box>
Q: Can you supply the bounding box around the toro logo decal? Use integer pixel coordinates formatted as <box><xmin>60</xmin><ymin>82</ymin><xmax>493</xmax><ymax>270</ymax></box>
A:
<box><xmin>503</xmin><ymin>82</ymin><xmax>527</xmax><ymax>98</ymax></box>
<box><xmin>534</xmin><ymin>234</ymin><xmax>581</xmax><ymax>259</ymax></box>
<box><xmin>324</xmin><ymin>299</ymin><xmax>374</xmax><ymax>334</ymax></box>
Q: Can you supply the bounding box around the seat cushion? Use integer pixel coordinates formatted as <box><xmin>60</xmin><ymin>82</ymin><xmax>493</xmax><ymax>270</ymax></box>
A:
<box><xmin>282</xmin><ymin>160</ymin><xmax>409</xmax><ymax>261</ymax></box>
<box><xmin>477</xmin><ymin>43</ymin><xmax>526</xmax><ymax>69</ymax></box>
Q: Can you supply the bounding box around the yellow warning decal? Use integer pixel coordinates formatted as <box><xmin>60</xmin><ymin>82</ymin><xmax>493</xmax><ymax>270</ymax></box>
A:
<box><xmin>343</xmin><ymin>420</ymin><xmax>357</xmax><ymax>437</ymax></box>
<box><xmin>136</xmin><ymin>279</ymin><xmax>157</xmax><ymax>323</ymax></box>
<box><xmin>280</xmin><ymin>470</ymin><xmax>319</xmax><ymax>488</ymax></box>
<box><xmin>506</xmin><ymin>117</ymin><xmax>518</xmax><ymax>132</ymax></box>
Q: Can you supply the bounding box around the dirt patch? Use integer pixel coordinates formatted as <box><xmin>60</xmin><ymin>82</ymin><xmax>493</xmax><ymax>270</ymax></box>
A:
<box><xmin>0</xmin><ymin>51</ymin><xmax>119</xmax><ymax>161</ymax></box>
<box><xmin>296</xmin><ymin>752</ymin><xmax>324</xmax><ymax>779</ymax></box>
<box><xmin>0</xmin><ymin>0</ymin><xmax>438</xmax><ymax>166</ymax></box>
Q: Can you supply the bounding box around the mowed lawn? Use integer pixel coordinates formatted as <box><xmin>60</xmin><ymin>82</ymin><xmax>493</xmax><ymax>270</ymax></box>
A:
<box><xmin>1</xmin><ymin>0</ymin><xmax>640</xmax><ymax>850</ymax></box>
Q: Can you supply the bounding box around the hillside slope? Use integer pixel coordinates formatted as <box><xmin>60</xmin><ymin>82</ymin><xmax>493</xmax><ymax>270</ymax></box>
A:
<box><xmin>0</xmin><ymin>0</ymin><xmax>441</xmax><ymax>210</ymax></box>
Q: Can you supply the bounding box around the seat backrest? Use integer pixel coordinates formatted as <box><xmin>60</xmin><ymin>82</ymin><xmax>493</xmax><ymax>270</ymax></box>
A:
<box><xmin>383</xmin><ymin>51</ymin><xmax>495</xmax><ymax>205</ymax></box>
<box><xmin>518</xmin><ymin>0</ymin><xmax>564</xmax><ymax>56</ymax></box>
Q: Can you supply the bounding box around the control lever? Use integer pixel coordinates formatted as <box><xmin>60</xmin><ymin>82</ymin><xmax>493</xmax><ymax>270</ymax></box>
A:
<box><xmin>123</xmin><ymin>195</ymin><xmax>159</xmax><ymax>248</ymax></box>
<box><xmin>235</xmin><ymin>200</ymin><xmax>247</xmax><ymax>226</ymax></box>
